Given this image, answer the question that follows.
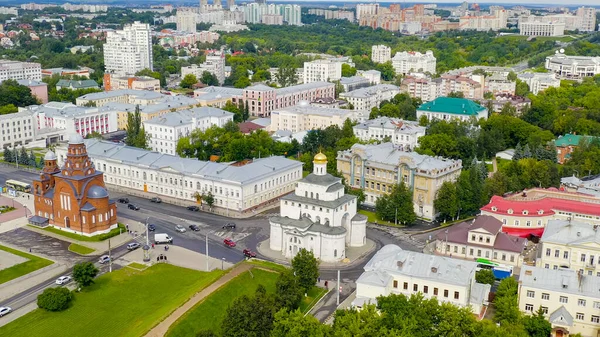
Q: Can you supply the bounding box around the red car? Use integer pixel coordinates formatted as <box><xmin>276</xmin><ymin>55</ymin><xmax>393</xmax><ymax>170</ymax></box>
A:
<box><xmin>223</xmin><ymin>238</ymin><xmax>236</xmax><ymax>247</ymax></box>
<box><xmin>243</xmin><ymin>249</ymin><xmax>256</xmax><ymax>258</ymax></box>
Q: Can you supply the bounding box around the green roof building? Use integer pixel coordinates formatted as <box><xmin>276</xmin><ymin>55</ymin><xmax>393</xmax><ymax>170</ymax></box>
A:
<box><xmin>554</xmin><ymin>133</ymin><xmax>599</xmax><ymax>164</ymax></box>
<box><xmin>416</xmin><ymin>97</ymin><xmax>488</xmax><ymax>122</ymax></box>
<box><xmin>56</xmin><ymin>79</ymin><xmax>99</xmax><ymax>91</ymax></box>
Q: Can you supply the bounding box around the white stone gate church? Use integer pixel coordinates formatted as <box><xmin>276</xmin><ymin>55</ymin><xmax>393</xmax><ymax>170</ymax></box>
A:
<box><xmin>269</xmin><ymin>153</ymin><xmax>367</xmax><ymax>262</ymax></box>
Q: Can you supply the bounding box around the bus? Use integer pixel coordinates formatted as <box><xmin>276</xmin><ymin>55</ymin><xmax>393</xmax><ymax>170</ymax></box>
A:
<box><xmin>5</xmin><ymin>179</ymin><xmax>32</xmax><ymax>193</ymax></box>
<box><xmin>476</xmin><ymin>258</ymin><xmax>513</xmax><ymax>280</ymax></box>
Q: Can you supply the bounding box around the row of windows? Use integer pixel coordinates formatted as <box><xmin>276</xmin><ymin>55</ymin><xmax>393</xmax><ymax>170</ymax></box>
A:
<box><xmin>446</xmin><ymin>244</ymin><xmax>516</xmax><ymax>262</ymax></box>
<box><xmin>543</xmin><ymin>264</ymin><xmax>600</xmax><ymax>276</ymax></box>
<box><xmin>545</xmin><ymin>249</ymin><xmax>598</xmax><ymax>264</ymax></box>
<box><xmin>0</xmin><ymin>119</ymin><xmax>32</xmax><ymax>127</ymax></box>
<box><xmin>2</xmin><ymin>126</ymin><xmax>32</xmax><ymax>134</ymax></box>
<box><xmin>392</xmin><ymin>280</ymin><xmax>460</xmax><ymax>300</ymax></box>
<box><xmin>526</xmin><ymin>291</ymin><xmax>600</xmax><ymax>309</ymax></box>
<box><xmin>524</xmin><ymin>304</ymin><xmax>599</xmax><ymax>323</ymax></box>
<box><xmin>502</xmin><ymin>218</ymin><xmax>544</xmax><ymax>227</ymax></box>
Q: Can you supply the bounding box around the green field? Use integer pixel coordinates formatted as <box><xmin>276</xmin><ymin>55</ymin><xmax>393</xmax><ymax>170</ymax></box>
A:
<box><xmin>0</xmin><ymin>264</ymin><xmax>225</xmax><ymax>337</ymax></box>
<box><xmin>246</xmin><ymin>259</ymin><xmax>289</xmax><ymax>273</ymax></box>
<box><xmin>299</xmin><ymin>286</ymin><xmax>328</xmax><ymax>314</ymax></box>
<box><xmin>358</xmin><ymin>209</ymin><xmax>400</xmax><ymax>227</ymax></box>
<box><xmin>127</xmin><ymin>262</ymin><xmax>147</xmax><ymax>270</ymax></box>
<box><xmin>166</xmin><ymin>269</ymin><xmax>279</xmax><ymax>337</ymax></box>
<box><xmin>33</xmin><ymin>223</ymin><xmax>126</xmax><ymax>242</ymax></box>
<box><xmin>0</xmin><ymin>245</ymin><xmax>53</xmax><ymax>285</ymax></box>
<box><xmin>68</xmin><ymin>243</ymin><xmax>95</xmax><ymax>255</ymax></box>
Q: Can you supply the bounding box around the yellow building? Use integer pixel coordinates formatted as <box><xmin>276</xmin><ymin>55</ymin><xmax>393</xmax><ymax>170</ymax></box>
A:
<box><xmin>337</xmin><ymin>142</ymin><xmax>462</xmax><ymax>220</ymax></box>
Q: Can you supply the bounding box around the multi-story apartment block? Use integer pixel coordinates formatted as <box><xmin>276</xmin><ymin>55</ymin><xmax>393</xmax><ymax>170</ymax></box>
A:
<box><xmin>576</xmin><ymin>7</ymin><xmax>596</xmax><ymax>32</ymax></box>
<box><xmin>337</xmin><ymin>142</ymin><xmax>462</xmax><ymax>220</ymax></box>
<box><xmin>144</xmin><ymin>107</ymin><xmax>234</xmax><ymax>155</ymax></box>
<box><xmin>242</xmin><ymin>82</ymin><xmax>335</xmax><ymax>117</ymax></box>
<box><xmin>537</xmin><ymin>219</ymin><xmax>600</xmax><ymax>276</ymax></box>
<box><xmin>438</xmin><ymin>75</ymin><xmax>484</xmax><ymax>100</ymax></box>
<box><xmin>519</xmin><ymin>21</ymin><xmax>566</xmax><ymax>37</ymax></box>
<box><xmin>353</xmin><ymin>117</ymin><xmax>425</xmax><ymax>151</ymax></box>
<box><xmin>517</xmin><ymin>72</ymin><xmax>561</xmax><ymax>95</ymax></box>
<box><xmin>481</xmin><ymin>93</ymin><xmax>531</xmax><ymax>115</ymax></box>
<box><xmin>0</xmin><ymin>111</ymin><xmax>37</xmax><ymax>149</ymax></box>
<box><xmin>417</xmin><ymin>97</ymin><xmax>488</xmax><ymax>122</ymax></box>
<box><xmin>240</xmin><ymin>3</ymin><xmax>302</xmax><ymax>26</ymax></box>
<box><xmin>485</xmin><ymin>73</ymin><xmax>516</xmax><ymax>95</ymax></box>
<box><xmin>176</xmin><ymin>10</ymin><xmax>197</xmax><ymax>33</ymax></box>
<box><xmin>181</xmin><ymin>50</ymin><xmax>226</xmax><ymax>85</ymax></box>
<box><xmin>518</xmin><ymin>266</ymin><xmax>600</xmax><ymax>337</ymax></box>
<box><xmin>459</xmin><ymin>8</ymin><xmax>508</xmax><ymax>31</ymax></box>
<box><xmin>435</xmin><ymin>215</ymin><xmax>528</xmax><ymax>267</ymax></box>
<box><xmin>339</xmin><ymin>84</ymin><xmax>400</xmax><ymax>112</ymax></box>
<box><xmin>356</xmin><ymin>3</ymin><xmax>380</xmax><ymax>21</ymax></box>
<box><xmin>270</xmin><ymin>104</ymin><xmax>356</xmax><ymax>133</ymax></box>
<box><xmin>28</xmin><ymin>102</ymin><xmax>118</xmax><ymax>138</ymax></box>
<box><xmin>303</xmin><ymin>59</ymin><xmax>342</xmax><ymax>83</ymax></box>
<box><xmin>338</xmin><ymin>76</ymin><xmax>371</xmax><ymax>92</ymax></box>
<box><xmin>103</xmin><ymin>21</ymin><xmax>152</xmax><ymax>76</ymax></box>
<box><xmin>194</xmin><ymin>86</ymin><xmax>243</xmax><ymax>107</ymax></box>
<box><xmin>0</xmin><ymin>60</ymin><xmax>42</xmax><ymax>83</ymax></box>
<box><xmin>262</xmin><ymin>14</ymin><xmax>283</xmax><ymax>25</ymax></box>
<box><xmin>307</xmin><ymin>8</ymin><xmax>354</xmax><ymax>21</ymax></box>
<box><xmin>391</xmin><ymin>51</ymin><xmax>436</xmax><ymax>76</ymax></box>
<box><xmin>545</xmin><ymin>53</ymin><xmax>600</xmax><ymax>80</ymax></box>
<box><xmin>355</xmin><ymin>244</ymin><xmax>490</xmax><ymax>316</ymax></box>
<box><xmin>357</xmin><ymin>70</ymin><xmax>381</xmax><ymax>85</ymax></box>
<box><xmin>480</xmin><ymin>188</ymin><xmax>600</xmax><ymax>238</ymax></box>
<box><xmin>371</xmin><ymin>45</ymin><xmax>392</xmax><ymax>64</ymax></box>
<box><xmin>155</xmin><ymin>30</ymin><xmax>220</xmax><ymax>47</ymax></box>
<box><xmin>54</xmin><ymin>139</ymin><xmax>303</xmax><ymax>215</ymax></box>
<box><xmin>401</xmin><ymin>76</ymin><xmax>439</xmax><ymax>102</ymax></box>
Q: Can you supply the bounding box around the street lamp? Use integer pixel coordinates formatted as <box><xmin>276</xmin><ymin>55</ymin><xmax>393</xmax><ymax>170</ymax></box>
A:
<box><xmin>221</xmin><ymin>257</ymin><xmax>226</xmax><ymax>270</ymax></box>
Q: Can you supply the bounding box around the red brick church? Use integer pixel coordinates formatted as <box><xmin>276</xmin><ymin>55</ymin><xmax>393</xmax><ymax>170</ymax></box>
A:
<box><xmin>32</xmin><ymin>134</ymin><xmax>117</xmax><ymax>235</ymax></box>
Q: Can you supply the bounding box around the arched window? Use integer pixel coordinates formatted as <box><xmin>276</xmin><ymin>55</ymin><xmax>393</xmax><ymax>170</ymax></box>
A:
<box><xmin>311</xmin><ymin>192</ymin><xmax>313</xmax><ymax>198</ymax></box>
<box><xmin>316</xmin><ymin>193</ymin><xmax>319</xmax><ymax>200</ymax></box>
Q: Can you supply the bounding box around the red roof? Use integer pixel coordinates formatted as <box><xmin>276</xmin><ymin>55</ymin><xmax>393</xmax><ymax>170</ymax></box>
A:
<box><xmin>481</xmin><ymin>194</ymin><xmax>600</xmax><ymax>217</ymax></box>
<box><xmin>238</xmin><ymin>122</ymin><xmax>264</xmax><ymax>134</ymax></box>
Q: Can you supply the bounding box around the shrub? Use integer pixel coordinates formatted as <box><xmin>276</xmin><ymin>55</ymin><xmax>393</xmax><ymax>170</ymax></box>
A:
<box><xmin>37</xmin><ymin>287</ymin><xmax>73</xmax><ymax>311</ymax></box>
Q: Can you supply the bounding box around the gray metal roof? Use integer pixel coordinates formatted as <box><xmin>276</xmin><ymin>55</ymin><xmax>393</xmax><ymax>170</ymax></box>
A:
<box><xmin>519</xmin><ymin>265</ymin><xmax>600</xmax><ymax>298</ymax></box>
<box><xmin>282</xmin><ymin>193</ymin><xmax>355</xmax><ymax>210</ymax></box>
<box><xmin>144</xmin><ymin>107</ymin><xmax>233</xmax><ymax>127</ymax></box>
<box><xmin>540</xmin><ymin>220</ymin><xmax>600</xmax><ymax>246</ymax></box>
<box><xmin>269</xmin><ymin>215</ymin><xmax>347</xmax><ymax>235</ymax></box>
<box><xmin>78</xmin><ymin>89</ymin><xmax>164</xmax><ymax>101</ymax></box>
<box><xmin>271</xmin><ymin>104</ymin><xmax>353</xmax><ymax>118</ymax></box>
<box><xmin>339</xmin><ymin>76</ymin><xmax>369</xmax><ymax>85</ymax></box>
<box><xmin>276</xmin><ymin>81</ymin><xmax>333</xmax><ymax>96</ymax></box>
<box><xmin>340</xmin><ymin>84</ymin><xmax>399</xmax><ymax>99</ymax></box>
<box><xmin>301</xmin><ymin>173</ymin><xmax>340</xmax><ymax>187</ymax></box>
<box><xmin>353</xmin><ymin>117</ymin><xmax>425</xmax><ymax>135</ymax></box>
<box><xmin>81</xmin><ymin>139</ymin><xmax>302</xmax><ymax>185</ymax></box>
<box><xmin>362</xmin><ymin>244</ymin><xmax>478</xmax><ymax>287</ymax></box>
<box><xmin>549</xmin><ymin>306</ymin><xmax>573</xmax><ymax>326</ymax></box>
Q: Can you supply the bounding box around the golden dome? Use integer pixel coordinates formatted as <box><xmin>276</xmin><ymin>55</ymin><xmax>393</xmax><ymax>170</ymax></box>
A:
<box><xmin>313</xmin><ymin>152</ymin><xmax>327</xmax><ymax>164</ymax></box>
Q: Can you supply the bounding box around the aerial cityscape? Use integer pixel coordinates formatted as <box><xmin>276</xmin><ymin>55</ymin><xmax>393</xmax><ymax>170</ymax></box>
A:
<box><xmin>0</xmin><ymin>0</ymin><xmax>598</xmax><ymax>336</ymax></box>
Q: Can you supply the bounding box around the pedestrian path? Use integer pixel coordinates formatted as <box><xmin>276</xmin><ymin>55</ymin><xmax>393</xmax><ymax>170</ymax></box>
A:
<box><xmin>144</xmin><ymin>263</ymin><xmax>253</xmax><ymax>337</ymax></box>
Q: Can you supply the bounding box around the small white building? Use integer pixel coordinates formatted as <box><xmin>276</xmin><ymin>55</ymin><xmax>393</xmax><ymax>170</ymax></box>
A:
<box><xmin>545</xmin><ymin>52</ymin><xmax>600</xmax><ymax>80</ymax></box>
<box><xmin>26</xmin><ymin>102</ymin><xmax>118</xmax><ymax>138</ymax></box>
<box><xmin>355</xmin><ymin>244</ymin><xmax>490</xmax><ymax>316</ymax></box>
<box><xmin>353</xmin><ymin>117</ymin><xmax>425</xmax><ymax>151</ymax></box>
<box><xmin>338</xmin><ymin>76</ymin><xmax>371</xmax><ymax>92</ymax></box>
<box><xmin>143</xmin><ymin>107</ymin><xmax>234</xmax><ymax>155</ymax></box>
<box><xmin>357</xmin><ymin>70</ymin><xmax>381</xmax><ymax>85</ymax></box>
<box><xmin>340</xmin><ymin>84</ymin><xmax>400</xmax><ymax>112</ymax></box>
<box><xmin>303</xmin><ymin>59</ymin><xmax>342</xmax><ymax>83</ymax></box>
<box><xmin>270</xmin><ymin>102</ymin><xmax>358</xmax><ymax>133</ymax></box>
<box><xmin>269</xmin><ymin>153</ymin><xmax>367</xmax><ymax>262</ymax></box>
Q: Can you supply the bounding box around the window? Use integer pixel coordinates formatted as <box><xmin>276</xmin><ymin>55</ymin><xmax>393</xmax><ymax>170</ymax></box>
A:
<box><xmin>541</xmin><ymin>293</ymin><xmax>549</xmax><ymax>300</ymax></box>
<box><xmin>525</xmin><ymin>304</ymin><xmax>534</xmax><ymax>311</ymax></box>
<box><xmin>433</xmin><ymin>288</ymin><xmax>438</xmax><ymax>296</ymax></box>
<box><xmin>541</xmin><ymin>307</ymin><xmax>548</xmax><ymax>314</ymax></box>
<box><xmin>555</xmin><ymin>249</ymin><xmax>560</xmax><ymax>258</ymax></box>
<box><xmin>443</xmin><ymin>290</ymin><xmax>448</xmax><ymax>298</ymax></box>
<box><xmin>527</xmin><ymin>290</ymin><xmax>535</xmax><ymax>298</ymax></box>
<box><xmin>581</xmin><ymin>254</ymin><xmax>586</xmax><ymax>262</ymax></box>
<box><xmin>423</xmin><ymin>286</ymin><xmax>428</xmax><ymax>294</ymax></box>
<box><xmin>578</xmin><ymin>299</ymin><xmax>586</xmax><ymax>307</ymax></box>
<box><xmin>576</xmin><ymin>313</ymin><xmax>584</xmax><ymax>320</ymax></box>
<box><xmin>454</xmin><ymin>291</ymin><xmax>459</xmax><ymax>300</ymax></box>
<box><xmin>594</xmin><ymin>301</ymin><xmax>600</xmax><ymax>309</ymax></box>
<box><xmin>393</xmin><ymin>280</ymin><xmax>398</xmax><ymax>288</ymax></box>
<box><xmin>545</xmin><ymin>248</ymin><xmax>551</xmax><ymax>256</ymax></box>
<box><xmin>413</xmin><ymin>284</ymin><xmax>418</xmax><ymax>292</ymax></box>
<box><xmin>559</xmin><ymin>296</ymin><xmax>568</xmax><ymax>304</ymax></box>
<box><xmin>403</xmin><ymin>282</ymin><xmax>408</xmax><ymax>290</ymax></box>
<box><xmin>592</xmin><ymin>316</ymin><xmax>600</xmax><ymax>324</ymax></box>
<box><xmin>469</xmin><ymin>248</ymin><xmax>474</xmax><ymax>256</ymax></box>
<box><xmin>563</xmin><ymin>251</ymin><xmax>569</xmax><ymax>259</ymax></box>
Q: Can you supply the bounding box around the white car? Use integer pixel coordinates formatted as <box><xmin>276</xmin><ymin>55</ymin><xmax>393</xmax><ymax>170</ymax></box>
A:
<box><xmin>55</xmin><ymin>276</ymin><xmax>71</xmax><ymax>285</ymax></box>
<box><xmin>99</xmin><ymin>255</ymin><xmax>111</xmax><ymax>264</ymax></box>
<box><xmin>175</xmin><ymin>225</ymin><xmax>186</xmax><ymax>233</ymax></box>
<box><xmin>0</xmin><ymin>307</ymin><xmax>11</xmax><ymax>317</ymax></box>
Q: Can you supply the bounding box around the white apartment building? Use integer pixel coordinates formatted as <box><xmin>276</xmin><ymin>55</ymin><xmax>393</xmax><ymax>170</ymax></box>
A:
<box><xmin>576</xmin><ymin>7</ymin><xmax>596</xmax><ymax>32</ymax></box>
<box><xmin>181</xmin><ymin>50</ymin><xmax>226</xmax><ymax>85</ymax></box>
<box><xmin>340</xmin><ymin>84</ymin><xmax>400</xmax><ymax>112</ymax></box>
<box><xmin>537</xmin><ymin>220</ymin><xmax>600</xmax><ymax>277</ymax></box>
<box><xmin>355</xmin><ymin>244</ymin><xmax>491</xmax><ymax>316</ymax></box>
<box><xmin>0</xmin><ymin>60</ymin><xmax>42</xmax><ymax>83</ymax></box>
<box><xmin>459</xmin><ymin>8</ymin><xmax>508</xmax><ymax>31</ymax></box>
<box><xmin>338</xmin><ymin>76</ymin><xmax>371</xmax><ymax>92</ymax></box>
<box><xmin>240</xmin><ymin>3</ymin><xmax>301</xmax><ymax>26</ymax></box>
<box><xmin>270</xmin><ymin>103</ymin><xmax>356</xmax><ymax>133</ymax></box>
<box><xmin>28</xmin><ymin>102</ymin><xmax>118</xmax><ymax>138</ymax></box>
<box><xmin>355</xmin><ymin>3</ymin><xmax>379</xmax><ymax>21</ymax></box>
<box><xmin>144</xmin><ymin>107</ymin><xmax>234</xmax><ymax>155</ymax></box>
<box><xmin>76</xmin><ymin>89</ymin><xmax>164</xmax><ymax>107</ymax></box>
<box><xmin>517</xmin><ymin>72</ymin><xmax>561</xmax><ymax>95</ymax></box>
<box><xmin>392</xmin><ymin>51</ymin><xmax>436</xmax><ymax>76</ymax></box>
<box><xmin>0</xmin><ymin>111</ymin><xmax>36</xmax><ymax>149</ymax></box>
<box><xmin>519</xmin><ymin>21</ymin><xmax>565</xmax><ymax>37</ymax></box>
<box><xmin>176</xmin><ymin>10</ymin><xmax>198</xmax><ymax>33</ymax></box>
<box><xmin>103</xmin><ymin>21</ymin><xmax>153</xmax><ymax>76</ymax></box>
<box><xmin>545</xmin><ymin>53</ymin><xmax>600</xmax><ymax>80</ymax></box>
<box><xmin>518</xmin><ymin>266</ymin><xmax>600</xmax><ymax>337</ymax></box>
<box><xmin>486</xmin><ymin>73</ymin><xmax>516</xmax><ymax>95</ymax></box>
<box><xmin>303</xmin><ymin>59</ymin><xmax>342</xmax><ymax>83</ymax></box>
<box><xmin>371</xmin><ymin>45</ymin><xmax>391</xmax><ymax>64</ymax></box>
<box><xmin>353</xmin><ymin>117</ymin><xmax>425</xmax><ymax>151</ymax></box>
<box><xmin>401</xmin><ymin>76</ymin><xmax>439</xmax><ymax>102</ymax></box>
<box><xmin>357</xmin><ymin>70</ymin><xmax>381</xmax><ymax>85</ymax></box>
<box><xmin>55</xmin><ymin>139</ymin><xmax>303</xmax><ymax>214</ymax></box>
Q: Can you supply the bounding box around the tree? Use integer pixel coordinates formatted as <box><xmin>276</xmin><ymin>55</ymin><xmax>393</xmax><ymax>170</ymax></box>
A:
<box><xmin>433</xmin><ymin>181</ymin><xmax>458</xmax><ymax>221</ymax></box>
<box><xmin>447</xmin><ymin>91</ymin><xmax>465</xmax><ymax>98</ymax></box>
<box><xmin>341</xmin><ymin>63</ymin><xmax>357</xmax><ymax>77</ymax></box>
<box><xmin>221</xmin><ymin>285</ymin><xmax>277</xmax><ymax>337</ymax></box>
<box><xmin>515</xmin><ymin>79</ymin><xmax>530</xmax><ymax>97</ymax></box>
<box><xmin>85</xmin><ymin>131</ymin><xmax>103</xmax><ymax>139</ymax></box>
<box><xmin>291</xmin><ymin>248</ymin><xmax>319</xmax><ymax>293</ymax></box>
<box><xmin>0</xmin><ymin>79</ymin><xmax>39</xmax><ymax>107</ymax></box>
<box><xmin>37</xmin><ymin>287</ymin><xmax>73</xmax><ymax>312</ymax></box>
<box><xmin>375</xmin><ymin>182</ymin><xmax>417</xmax><ymax>225</ymax></box>
<box><xmin>73</xmin><ymin>262</ymin><xmax>99</xmax><ymax>288</ymax></box>
<box><xmin>234</xmin><ymin>76</ymin><xmax>251</xmax><ymax>88</ymax></box>
<box><xmin>334</xmin><ymin>80</ymin><xmax>344</xmax><ymax>99</ymax></box>
<box><xmin>494</xmin><ymin>277</ymin><xmax>520</xmax><ymax>324</ymax></box>
<box><xmin>28</xmin><ymin>150</ymin><xmax>37</xmax><ymax>167</ymax></box>
<box><xmin>271</xmin><ymin>309</ymin><xmax>330</xmax><ymax>337</ymax></box>
<box><xmin>274</xmin><ymin>269</ymin><xmax>303</xmax><ymax>311</ymax></box>
<box><xmin>475</xmin><ymin>269</ymin><xmax>496</xmax><ymax>286</ymax></box>
<box><xmin>522</xmin><ymin>307</ymin><xmax>552</xmax><ymax>337</ymax></box>
<box><xmin>201</xmin><ymin>71</ymin><xmax>219</xmax><ymax>86</ymax></box>
<box><xmin>180</xmin><ymin>74</ymin><xmax>198</xmax><ymax>88</ymax></box>
<box><xmin>376</xmin><ymin>61</ymin><xmax>395</xmax><ymax>81</ymax></box>
<box><xmin>19</xmin><ymin>146</ymin><xmax>28</xmax><ymax>165</ymax></box>
<box><xmin>0</xmin><ymin>104</ymin><xmax>18</xmax><ymax>115</ymax></box>
<box><xmin>3</xmin><ymin>148</ymin><xmax>13</xmax><ymax>163</ymax></box>
<box><xmin>276</xmin><ymin>64</ymin><xmax>298</xmax><ymax>87</ymax></box>
<box><xmin>202</xmin><ymin>191</ymin><xmax>215</xmax><ymax>208</ymax></box>
<box><xmin>125</xmin><ymin>105</ymin><xmax>148</xmax><ymax>149</ymax></box>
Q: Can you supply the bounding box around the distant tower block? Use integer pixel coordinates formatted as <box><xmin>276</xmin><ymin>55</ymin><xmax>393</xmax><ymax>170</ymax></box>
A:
<box><xmin>213</xmin><ymin>0</ymin><xmax>222</xmax><ymax>7</ymax></box>
<box><xmin>200</xmin><ymin>0</ymin><xmax>208</xmax><ymax>10</ymax></box>
<box><xmin>255</xmin><ymin>0</ymin><xmax>266</xmax><ymax>4</ymax></box>
<box><xmin>227</xmin><ymin>0</ymin><xmax>235</xmax><ymax>9</ymax></box>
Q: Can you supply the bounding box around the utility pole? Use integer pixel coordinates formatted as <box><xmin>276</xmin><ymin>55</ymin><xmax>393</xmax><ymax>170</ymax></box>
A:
<box><xmin>336</xmin><ymin>270</ymin><xmax>340</xmax><ymax>305</ymax></box>
<box><xmin>205</xmin><ymin>232</ymin><xmax>209</xmax><ymax>272</ymax></box>
<box><xmin>395</xmin><ymin>208</ymin><xmax>398</xmax><ymax>226</ymax></box>
<box><xmin>15</xmin><ymin>150</ymin><xmax>18</xmax><ymax>169</ymax></box>
<box><xmin>108</xmin><ymin>239</ymin><xmax>112</xmax><ymax>273</ymax></box>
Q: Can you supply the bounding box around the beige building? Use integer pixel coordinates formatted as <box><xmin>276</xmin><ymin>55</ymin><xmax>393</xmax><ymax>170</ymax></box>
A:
<box><xmin>518</xmin><ymin>266</ymin><xmax>600</xmax><ymax>337</ymax></box>
<box><xmin>337</xmin><ymin>142</ymin><xmax>462</xmax><ymax>220</ymax></box>
<box><xmin>339</xmin><ymin>84</ymin><xmax>400</xmax><ymax>112</ymax></box>
<box><xmin>270</xmin><ymin>103</ymin><xmax>357</xmax><ymax>133</ymax></box>
<box><xmin>371</xmin><ymin>45</ymin><xmax>391</xmax><ymax>64</ymax></box>
<box><xmin>519</xmin><ymin>21</ymin><xmax>566</xmax><ymax>37</ymax></box>
<box><xmin>104</xmin><ymin>74</ymin><xmax>161</xmax><ymax>92</ymax></box>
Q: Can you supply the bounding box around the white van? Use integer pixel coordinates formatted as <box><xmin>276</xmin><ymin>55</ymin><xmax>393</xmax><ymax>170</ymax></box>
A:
<box><xmin>154</xmin><ymin>233</ymin><xmax>173</xmax><ymax>244</ymax></box>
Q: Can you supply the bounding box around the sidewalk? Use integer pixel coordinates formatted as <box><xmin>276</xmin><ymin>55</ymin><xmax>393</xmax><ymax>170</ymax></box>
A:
<box><xmin>118</xmin><ymin>245</ymin><xmax>233</xmax><ymax>272</ymax></box>
<box><xmin>144</xmin><ymin>263</ymin><xmax>253</xmax><ymax>337</ymax></box>
<box><xmin>0</xmin><ymin>193</ymin><xmax>35</xmax><ymax>235</ymax></box>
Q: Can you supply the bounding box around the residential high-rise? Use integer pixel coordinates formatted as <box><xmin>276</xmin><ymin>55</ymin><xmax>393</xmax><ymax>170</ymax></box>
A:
<box><xmin>391</xmin><ymin>50</ymin><xmax>436</xmax><ymax>75</ymax></box>
<box><xmin>0</xmin><ymin>60</ymin><xmax>42</xmax><ymax>82</ymax></box>
<box><xmin>371</xmin><ymin>45</ymin><xmax>391</xmax><ymax>64</ymax></box>
<box><xmin>199</xmin><ymin>0</ymin><xmax>208</xmax><ymax>11</ymax></box>
<box><xmin>180</xmin><ymin>50</ymin><xmax>226</xmax><ymax>85</ymax></box>
<box><xmin>176</xmin><ymin>10</ymin><xmax>197</xmax><ymax>33</ymax></box>
<box><xmin>576</xmin><ymin>6</ymin><xmax>596</xmax><ymax>32</ymax></box>
<box><xmin>303</xmin><ymin>59</ymin><xmax>342</xmax><ymax>83</ymax></box>
<box><xmin>103</xmin><ymin>21</ymin><xmax>152</xmax><ymax>76</ymax></box>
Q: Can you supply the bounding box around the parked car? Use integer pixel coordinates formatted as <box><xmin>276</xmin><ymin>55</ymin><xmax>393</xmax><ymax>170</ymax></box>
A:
<box><xmin>189</xmin><ymin>224</ymin><xmax>200</xmax><ymax>231</ymax></box>
<box><xmin>222</xmin><ymin>223</ymin><xmax>236</xmax><ymax>230</ymax></box>
<box><xmin>154</xmin><ymin>233</ymin><xmax>173</xmax><ymax>244</ymax></box>
<box><xmin>128</xmin><ymin>204</ymin><xmax>140</xmax><ymax>210</ymax></box>
<box><xmin>243</xmin><ymin>249</ymin><xmax>256</xmax><ymax>258</ymax></box>
<box><xmin>187</xmin><ymin>205</ymin><xmax>199</xmax><ymax>211</ymax></box>
<box><xmin>175</xmin><ymin>224</ymin><xmax>186</xmax><ymax>233</ymax></box>
<box><xmin>99</xmin><ymin>255</ymin><xmax>111</xmax><ymax>264</ymax></box>
<box><xmin>127</xmin><ymin>242</ymin><xmax>141</xmax><ymax>251</ymax></box>
<box><xmin>223</xmin><ymin>238</ymin><xmax>236</xmax><ymax>247</ymax></box>
<box><xmin>148</xmin><ymin>224</ymin><xmax>156</xmax><ymax>231</ymax></box>
<box><xmin>150</xmin><ymin>197</ymin><xmax>162</xmax><ymax>203</ymax></box>
<box><xmin>55</xmin><ymin>276</ymin><xmax>71</xmax><ymax>285</ymax></box>
<box><xmin>0</xmin><ymin>307</ymin><xmax>11</xmax><ymax>317</ymax></box>
<box><xmin>118</xmin><ymin>198</ymin><xmax>129</xmax><ymax>204</ymax></box>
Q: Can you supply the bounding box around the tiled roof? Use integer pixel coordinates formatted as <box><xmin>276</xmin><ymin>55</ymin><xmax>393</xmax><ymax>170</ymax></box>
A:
<box><xmin>481</xmin><ymin>194</ymin><xmax>600</xmax><ymax>218</ymax></box>
<box><xmin>417</xmin><ymin>97</ymin><xmax>486</xmax><ymax>116</ymax></box>
<box><xmin>238</xmin><ymin>121</ymin><xmax>264</xmax><ymax>134</ymax></box>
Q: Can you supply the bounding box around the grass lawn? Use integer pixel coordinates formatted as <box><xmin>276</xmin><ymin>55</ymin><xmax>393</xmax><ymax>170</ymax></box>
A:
<box><xmin>0</xmin><ymin>245</ymin><xmax>53</xmax><ymax>285</ymax></box>
<box><xmin>127</xmin><ymin>262</ymin><xmax>147</xmax><ymax>270</ymax></box>
<box><xmin>166</xmin><ymin>268</ymin><xmax>279</xmax><ymax>337</ymax></box>
<box><xmin>68</xmin><ymin>243</ymin><xmax>95</xmax><ymax>255</ymax></box>
<box><xmin>303</xmin><ymin>170</ymin><xmax>310</xmax><ymax>178</ymax></box>
<box><xmin>358</xmin><ymin>209</ymin><xmax>400</xmax><ymax>227</ymax></box>
<box><xmin>33</xmin><ymin>223</ymin><xmax>126</xmax><ymax>242</ymax></box>
<box><xmin>299</xmin><ymin>286</ymin><xmax>328</xmax><ymax>314</ymax></box>
<box><xmin>246</xmin><ymin>259</ymin><xmax>289</xmax><ymax>273</ymax></box>
<box><xmin>0</xmin><ymin>264</ymin><xmax>225</xmax><ymax>337</ymax></box>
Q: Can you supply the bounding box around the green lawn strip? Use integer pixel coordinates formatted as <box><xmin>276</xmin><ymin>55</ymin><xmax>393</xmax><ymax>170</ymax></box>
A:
<box><xmin>30</xmin><ymin>223</ymin><xmax>126</xmax><ymax>242</ymax></box>
<box><xmin>127</xmin><ymin>262</ymin><xmax>147</xmax><ymax>270</ymax></box>
<box><xmin>68</xmin><ymin>243</ymin><xmax>95</xmax><ymax>255</ymax></box>
<box><xmin>299</xmin><ymin>286</ymin><xmax>328</xmax><ymax>314</ymax></box>
<box><xmin>166</xmin><ymin>268</ymin><xmax>279</xmax><ymax>337</ymax></box>
<box><xmin>0</xmin><ymin>245</ymin><xmax>53</xmax><ymax>285</ymax></box>
<box><xmin>246</xmin><ymin>259</ymin><xmax>289</xmax><ymax>273</ymax></box>
<box><xmin>358</xmin><ymin>209</ymin><xmax>400</xmax><ymax>227</ymax></box>
<box><xmin>0</xmin><ymin>264</ymin><xmax>225</xmax><ymax>337</ymax></box>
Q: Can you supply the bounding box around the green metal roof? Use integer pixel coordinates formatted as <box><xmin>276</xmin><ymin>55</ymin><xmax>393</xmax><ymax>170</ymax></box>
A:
<box><xmin>554</xmin><ymin>134</ymin><xmax>597</xmax><ymax>147</ymax></box>
<box><xmin>417</xmin><ymin>97</ymin><xmax>486</xmax><ymax>116</ymax></box>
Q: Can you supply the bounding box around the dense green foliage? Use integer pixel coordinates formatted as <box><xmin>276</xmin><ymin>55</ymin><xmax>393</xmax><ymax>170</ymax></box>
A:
<box><xmin>0</xmin><ymin>79</ymin><xmax>39</xmax><ymax>108</ymax></box>
<box><xmin>72</xmin><ymin>262</ymin><xmax>98</xmax><ymax>288</ymax></box>
<box><xmin>475</xmin><ymin>269</ymin><xmax>496</xmax><ymax>286</ymax></box>
<box><xmin>221</xmin><ymin>285</ymin><xmax>277</xmax><ymax>337</ymax></box>
<box><xmin>291</xmin><ymin>249</ymin><xmax>319</xmax><ymax>293</ymax></box>
<box><xmin>125</xmin><ymin>105</ymin><xmax>148</xmax><ymax>149</ymax></box>
<box><xmin>37</xmin><ymin>287</ymin><xmax>73</xmax><ymax>312</ymax></box>
<box><xmin>375</xmin><ymin>182</ymin><xmax>417</xmax><ymax>225</ymax></box>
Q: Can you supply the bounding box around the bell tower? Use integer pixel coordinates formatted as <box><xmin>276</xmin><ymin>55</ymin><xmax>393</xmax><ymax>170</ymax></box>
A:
<box><xmin>61</xmin><ymin>134</ymin><xmax>96</xmax><ymax>177</ymax></box>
